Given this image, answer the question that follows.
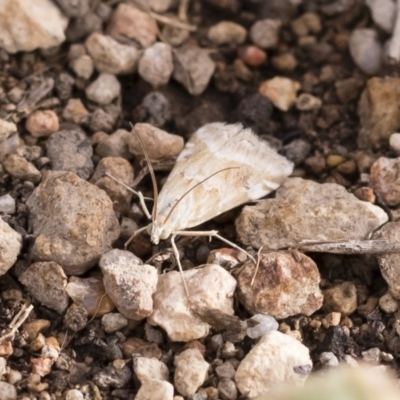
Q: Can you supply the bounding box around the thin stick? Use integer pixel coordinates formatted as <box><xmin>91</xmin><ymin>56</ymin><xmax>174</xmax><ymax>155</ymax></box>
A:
<box><xmin>0</xmin><ymin>302</ymin><xmax>33</xmax><ymax>344</ymax></box>
<box><xmin>178</xmin><ymin>0</ymin><xmax>189</xmax><ymax>21</ymax></box>
<box><xmin>251</xmin><ymin>246</ymin><xmax>265</xmax><ymax>286</ymax></box>
<box><xmin>171</xmin><ymin>234</ymin><xmax>190</xmax><ymax>297</ymax></box>
<box><xmin>105</xmin><ymin>172</ymin><xmax>152</xmax><ymax>220</ymax></box>
<box><xmin>150</xmin><ymin>11</ymin><xmax>196</xmax><ymax>31</ymax></box>
<box><xmin>387</xmin><ymin>0</ymin><xmax>400</xmax><ymax>63</ymax></box>
<box><xmin>124</xmin><ymin>226</ymin><xmax>147</xmax><ymax>249</ymax></box>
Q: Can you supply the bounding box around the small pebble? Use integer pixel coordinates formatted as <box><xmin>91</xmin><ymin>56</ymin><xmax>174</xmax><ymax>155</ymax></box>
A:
<box><xmin>296</xmin><ymin>93</ymin><xmax>322</xmax><ymax>111</ymax></box>
<box><xmin>0</xmin><ymin>194</ymin><xmax>15</xmax><ymax>214</ymax></box>
<box><xmin>319</xmin><ymin>352</ymin><xmax>339</xmax><ymax>367</ymax></box>
<box><xmin>208</xmin><ymin>21</ymin><xmax>247</xmax><ymax>46</ymax></box>
<box><xmin>25</xmin><ymin>110</ymin><xmax>59</xmax><ymax>138</ymax></box>
<box><xmin>135</xmin><ymin>379</ymin><xmax>174</xmax><ymax>400</ymax></box>
<box><xmin>259</xmin><ymin>77</ymin><xmax>301</xmax><ymax>111</ymax></box>
<box><xmin>238</xmin><ymin>45</ymin><xmax>267</xmax><ymax>67</ymax></box>
<box><xmin>365</xmin><ymin>0</ymin><xmax>396</xmax><ymax>34</ymax></box>
<box><xmin>321</xmin><ymin>312</ymin><xmax>341</xmax><ymax>328</ymax></box>
<box><xmin>142</xmin><ymin>91</ymin><xmax>172</xmax><ymax>127</ymax></box>
<box><xmin>138</xmin><ymin>42</ymin><xmax>173</xmax><ymax>87</ymax></box>
<box><xmin>379</xmin><ymin>291</ymin><xmax>400</xmax><ymax>313</ymax></box>
<box><xmin>0</xmin><ymin>381</ymin><xmax>17</xmax><ymax>400</ymax></box>
<box><xmin>3</xmin><ymin>154</ymin><xmax>41</xmax><ymax>183</ymax></box>
<box><xmin>389</xmin><ymin>133</ymin><xmax>400</xmax><ymax>155</ymax></box>
<box><xmin>250</xmin><ymin>19</ymin><xmax>281</xmax><ymax>49</ymax></box>
<box><xmin>218</xmin><ymin>378</ymin><xmax>238</xmax><ymax>400</ymax></box>
<box><xmin>63</xmin><ymin>303</ymin><xmax>88</xmax><ymax>332</ymax></box>
<box><xmin>65</xmin><ymin>389</ymin><xmax>84</xmax><ymax>400</ymax></box>
<box><xmin>101</xmin><ymin>313</ymin><xmax>128</xmax><ymax>333</ymax></box>
<box><xmin>0</xmin><ymin>119</ymin><xmax>17</xmax><ymax>143</ymax></box>
<box><xmin>246</xmin><ymin>314</ymin><xmax>278</xmax><ymax>339</ymax></box>
<box><xmin>326</xmin><ymin>154</ymin><xmax>345</xmax><ymax>168</ymax></box>
<box><xmin>85</xmin><ymin>73</ymin><xmax>121</xmax><ymax>105</ymax></box>
<box><xmin>272</xmin><ymin>53</ymin><xmax>298</xmax><ymax>71</ymax></box>
<box><xmin>353</xmin><ymin>187</ymin><xmax>376</xmax><ymax>203</ymax></box>
<box><xmin>69</xmin><ymin>54</ymin><xmax>94</xmax><ymax>80</ymax></box>
<box><xmin>349</xmin><ymin>28</ymin><xmax>382</xmax><ymax>75</ymax></box>
<box><xmin>323</xmin><ymin>282</ymin><xmax>357</xmax><ymax>316</ymax></box>
<box><xmin>362</xmin><ymin>347</ymin><xmax>381</xmax><ymax>364</ymax></box>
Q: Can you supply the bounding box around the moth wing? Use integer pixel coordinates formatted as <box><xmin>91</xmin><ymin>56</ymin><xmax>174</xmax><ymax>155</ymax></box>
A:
<box><xmin>156</xmin><ymin>122</ymin><xmax>294</xmax><ymax>231</ymax></box>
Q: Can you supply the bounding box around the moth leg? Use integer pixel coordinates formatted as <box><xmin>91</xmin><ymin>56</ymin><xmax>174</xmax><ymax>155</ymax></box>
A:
<box><xmin>170</xmin><ymin>234</ymin><xmax>190</xmax><ymax>298</ymax></box>
<box><xmin>124</xmin><ymin>226</ymin><xmax>147</xmax><ymax>249</ymax></box>
<box><xmin>172</xmin><ymin>230</ymin><xmax>257</xmax><ymax>264</ymax></box>
<box><xmin>105</xmin><ymin>172</ymin><xmax>152</xmax><ymax>219</ymax></box>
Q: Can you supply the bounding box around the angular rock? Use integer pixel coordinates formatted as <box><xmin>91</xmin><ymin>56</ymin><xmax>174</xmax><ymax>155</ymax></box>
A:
<box><xmin>246</xmin><ymin>314</ymin><xmax>278</xmax><ymax>339</ymax></box>
<box><xmin>69</xmin><ymin>54</ymin><xmax>94</xmax><ymax>80</ymax></box>
<box><xmin>259</xmin><ymin>77</ymin><xmax>301</xmax><ymax>111</ymax></box>
<box><xmin>173</xmin><ymin>46</ymin><xmax>216</xmax><ymax>95</ymax></box>
<box><xmin>0</xmin><ymin>119</ymin><xmax>17</xmax><ymax>143</ymax></box>
<box><xmin>250</xmin><ymin>19</ymin><xmax>281</xmax><ymax>49</ymax></box>
<box><xmin>101</xmin><ymin>313</ymin><xmax>128</xmax><ymax>333</ymax></box>
<box><xmin>235</xmin><ymin>331</ymin><xmax>312</xmax><ymax>398</ymax></box>
<box><xmin>370</xmin><ymin>157</ymin><xmax>400</xmax><ymax>206</ymax></box>
<box><xmin>148</xmin><ymin>265</ymin><xmax>236</xmax><ymax>342</ymax></box>
<box><xmin>0</xmin><ymin>0</ymin><xmax>68</xmax><ymax>53</ymax></box>
<box><xmin>107</xmin><ymin>3</ymin><xmax>157</xmax><ymax>48</ymax></box>
<box><xmin>374</xmin><ymin>222</ymin><xmax>400</xmax><ymax>299</ymax></box>
<box><xmin>46</xmin><ymin>129</ymin><xmax>94</xmax><ymax>180</ymax></box>
<box><xmin>100</xmin><ymin>249</ymin><xmax>158</xmax><ymax>321</ymax></box>
<box><xmin>138</xmin><ymin>42</ymin><xmax>174</xmax><ymax>87</ymax></box>
<box><xmin>25</xmin><ymin>110</ymin><xmax>59</xmax><ymax>138</ymax></box>
<box><xmin>85</xmin><ymin>73</ymin><xmax>121</xmax><ymax>105</ymax></box>
<box><xmin>66</xmin><ymin>276</ymin><xmax>115</xmax><ymax>317</ymax></box>
<box><xmin>26</xmin><ymin>171</ymin><xmax>120</xmax><ymax>275</ymax></box>
<box><xmin>0</xmin><ymin>194</ymin><xmax>16</xmax><ymax>214</ymax></box>
<box><xmin>237</xmin><ymin>252</ymin><xmax>323</xmax><ymax>319</ymax></box>
<box><xmin>133</xmin><ymin>357</ymin><xmax>169</xmax><ymax>383</ymax></box>
<box><xmin>174</xmin><ymin>348</ymin><xmax>209</xmax><ymax>397</ymax></box>
<box><xmin>62</xmin><ymin>99</ymin><xmax>90</xmax><ymax>126</ymax></box>
<box><xmin>2</xmin><ymin>154</ymin><xmax>41</xmax><ymax>183</ymax></box>
<box><xmin>19</xmin><ymin>262</ymin><xmax>69</xmax><ymax>314</ymax></box>
<box><xmin>122</xmin><ymin>337</ymin><xmax>162</xmax><ymax>360</ymax></box>
<box><xmin>322</xmin><ymin>282</ymin><xmax>357</xmax><ymax>316</ymax></box>
<box><xmin>90</xmin><ymin>157</ymin><xmax>134</xmax><ymax>213</ymax></box>
<box><xmin>95</xmin><ymin>129</ymin><xmax>132</xmax><ymax>160</ymax></box>
<box><xmin>0</xmin><ymin>218</ymin><xmax>22</xmax><ymax>276</ymax></box>
<box><xmin>358</xmin><ymin>77</ymin><xmax>400</xmax><ymax>149</ymax></box>
<box><xmin>85</xmin><ymin>33</ymin><xmax>141</xmax><ymax>75</ymax></box>
<box><xmin>236</xmin><ymin>178</ymin><xmax>388</xmax><ymax>250</ymax></box>
<box><xmin>128</xmin><ymin>123</ymin><xmax>184</xmax><ymax>162</ymax></box>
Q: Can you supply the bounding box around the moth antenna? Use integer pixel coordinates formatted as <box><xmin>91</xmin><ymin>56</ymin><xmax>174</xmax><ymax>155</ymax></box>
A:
<box><xmin>129</xmin><ymin>122</ymin><xmax>159</xmax><ymax>220</ymax></box>
<box><xmin>164</xmin><ymin>167</ymin><xmax>240</xmax><ymax>223</ymax></box>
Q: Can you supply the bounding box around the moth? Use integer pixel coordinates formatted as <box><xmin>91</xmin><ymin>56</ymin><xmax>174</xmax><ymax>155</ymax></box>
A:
<box><xmin>109</xmin><ymin>122</ymin><xmax>294</xmax><ymax>295</ymax></box>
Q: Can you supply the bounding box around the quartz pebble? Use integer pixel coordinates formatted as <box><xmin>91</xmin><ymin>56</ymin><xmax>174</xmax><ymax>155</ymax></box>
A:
<box><xmin>138</xmin><ymin>42</ymin><xmax>173</xmax><ymax>87</ymax></box>
<box><xmin>133</xmin><ymin>357</ymin><xmax>169</xmax><ymax>383</ymax></box>
<box><xmin>174</xmin><ymin>348</ymin><xmax>210</xmax><ymax>397</ymax></box>
<box><xmin>100</xmin><ymin>249</ymin><xmax>158</xmax><ymax>320</ymax></box>
<box><xmin>27</xmin><ymin>171</ymin><xmax>120</xmax><ymax>275</ymax></box>
<box><xmin>246</xmin><ymin>314</ymin><xmax>279</xmax><ymax>339</ymax></box>
<box><xmin>65</xmin><ymin>389</ymin><xmax>84</xmax><ymax>400</ymax></box>
<box><xmin>25</xmin><ymin>110</ymin><xmax>59</xmax><ymax>138</ymax></box>
<box><xmin>173</xmin><ymin>46</ymin><xmax>216</xmax><ymax>95</ymax></box>
<box><xmin>389</xmin><ymin>133</ymin><xmax>400</xmax><ymax>155</ymax></box>
<box><xmin>236</xmin><ymin>178</ymin><xmax>388</xmax><ymax>250</ymax></box>
<box><xmin>0</xmin><ymin>194</ymin><xmax>15</xmax><ymax>214</ymax></box>
<box><xmin>101</xmin><ymin>313</ymin><xmax>128</xmax><ymax>333</ymax></box>
<box><xmin>349</xmin><ymin>29</ymin><xmax>382</xmax><ymax>75</ymax></box>
<box><xmin>365</xmin><ymin>0</ymin><xmax>395</xmax><ymax>34</ymax></box>
<box><xmin>237</xmin><ymin>252</ymin><xmax>323</xmax><ymax>319</ymax></box>
<box><xmin>259</xmin><ymin>77</ymin><xmax>301</xmax><ymax>111</ymax></box>
<box><xmin>85</xmin><ymin>73</ymin><xmax>121</xmax><ymax>105</ymax></box>
<box><xmin>235</xmin><ymin>331</ymin><xmax>312</xmax><ymax>398</ymax></box>
<box><xmin>107</xmin><ymin>3</ymin><xmax>157</xmax><ymax>48</ymax></box>
<box><xmin>135</xmin><ymin>379</ymin><xmax>174</xmax><ymax>400</ymax></box>
<box><xmin>250</xmin><ymin>19</ymin><xmax>281</xmax><ymax>49</ymax></box>
<box><xmin>0</xmin><ymin>0</ymin><xmax>68</xmax><ymax>53</ymax></box>
<box><xmin>19</xmin><ymin>262</ymin><xmax>69</xmax><ymax>314</ymax></box>
<box><xmin>128</xmin><ymin>123</ymin><xmax>184</xmax><ymax>161</ymax></box>
<box><xmin>208</xmin><ymin>21</ymin><xmax>247</xmax><ymax>46</ymax></box>
<box><xmin>85</xmin><ymin>33</ymin><xmax>141</xmax><ymax>75</ymax></box>
<box><xmin>66</xmin><ymin>276</ymin><xmax>115</xmax><ymax>317</ymax></box>
<box><xmin>46</xmin><ymin>129</ymin><xmax>94</xmax><ymax>180</ymax></box>
<box><xmin>358</xmin><ymin>77</ymin><xmax>400</xmax><ymax>149</ymax></box>
<box><xmin>148</xmin><ymin>265</ymin><xmax>236</xmax><ymax>342</ymax></box>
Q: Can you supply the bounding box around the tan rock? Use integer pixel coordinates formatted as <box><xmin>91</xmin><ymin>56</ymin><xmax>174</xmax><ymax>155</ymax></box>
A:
<box><xmin>0</xmin><ymin>218</ymin><xmax>22</xmax><ymax>276</ymax></box>
<box><xmin>25</xmin><ymin>110</ymin><xmax>59</xmax><ymax>138</ymax></box>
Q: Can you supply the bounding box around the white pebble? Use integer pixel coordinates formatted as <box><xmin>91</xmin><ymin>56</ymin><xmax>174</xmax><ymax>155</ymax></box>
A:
<box><xmin>65</xmin><ymin>389</ymin><xmax>84</xmax><ymax>400</ymax></box>
<box><xmin>101</xmin><ymin>313</ymin><xmax>128</xmax><ymax>333</ymax></box>
<box><xmin>247</xmin><ymin>314</ymin><xmax>278</xmax><ymax>339</ymax></box>
<box><xmin>389</xmin><ymin>133</ymin><xmax>400</xmax><ymax>155</ymax></box>
<box><xmin>85</xmin><ymin>73</ymin><xmax>121</xmax><ymax>105</ymax></box>
<box><xmin>0</xmin><ymin>381</ymin><xmax>16</xmax><ymax>400</ymax></box>
<box><xmin>319</xmin><ymin>352</ymin><xmax>339</xmax><ymax>367</ymax></box>
<box><xmin>0</xmin><ymin>194</ymin><xmax>15</xmax><ymax>214</ymax></box>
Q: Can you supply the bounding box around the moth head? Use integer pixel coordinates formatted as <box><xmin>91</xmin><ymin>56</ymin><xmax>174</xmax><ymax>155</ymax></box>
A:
<box><xmin>147</xmin><ymin>222</ymin><xmax>172</xmax><ymax>244</ymax></box>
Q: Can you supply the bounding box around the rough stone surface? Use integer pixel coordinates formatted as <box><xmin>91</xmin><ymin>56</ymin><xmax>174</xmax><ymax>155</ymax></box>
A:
<box><xmin>0</xmin><ymin>381</ymin><xmax>17</xmax><ymax>400</ymax></box>
<box><xmin>374</xmin><ymin>222</ymin><xmax>400</xmax><ymax>299</ymax></box>
<box><xmin>0</xmin><ymin>0</ymin><xmax>68</xmax><ymax>53</ymax></box>
<box><xmin>148</xmin><ymin>265</ymin><xmax>237</xmax><ymax>342</ymax></box>
<box><xmin>0</xmin><ymin>194</ymin><xmax>16</xmax><ymax>214</ymax></box>
<box><xmin>25</xmin><ymin>110</ymin><xmax>59</xmax><ymax>138</ymax></box>
<box><xmin>173</xmin><ymin>46</ymin><xmax>216</xmax><ymax>95</ymax></box>
<box><xmin>370</xmin><ymin>157</ymin><xmax>400</xmax><ymax>206</ymax></box>
<box><xmin>133</xmin><ymin>357</ymin><xmax>169</xmax><ymax>383</ymax></box>
<box><xmin>357</xmin><ymin>77</ymin><xmax>400</xmax><ymax>149</ymax></box>
<box><xmin>349</xmin><ymin>29</ymin><xmax>382</xmax><ymax>75</ymax></box>
<box><xmin>69</xmin><ymin>54</ymin><xmax>94</xmax><ymax>80</ymax></box>
<box><xmin>100</xmin><ymin>249</ymin><xmax>158</xmax><ymax>321</ymax></box>
<box><xmin>19</xmin><ymin>262</ymin><xmax>69</xmax><ymax>314</ymax></box>
<box><xmin>135</xmin><ymin>379</ymin><xmax>174</xmax><ymax>400</ymax></box>
<box><xmin>85</xmin><ymin>33</ymin><xmax>141</xmax><ymax>75</ymax></box>
<box><xmin>174</xmin><ymin>348</ymin><xmax>210</xmax><ymax>397</ymax></box>
<box><xmin>62</xmin><ymin>98</ymin><xmax>90</xmax><ymax>125</ymax></box>
<box><xmin>46</xmin><ymin>129</ymin><xmax>94</xmax><ymax>180</ymax></box>
<box><xmin>208</xmin><ymin>21</ymin><xmax>247</xmax><ymax>46</ymax></box>
<box><xmin>0</xmin><ymin>218</ymin><xmax>22</xmax><ymax>276</ymax></box>
<box><xmin>128</xmin><ymin>123</ymin><xmax>184</xmax><ymax>161</ymax></box>
<box><xmin>85</xmin><ymin>73</ymin><xmax>121</xmax><ymax>105</ymax></box>
<box><xmin>95</xmin><ymin>129</ymin><xmax>132</xmax><ymax>160</ymax></box>
<box><xmin>2</xmin><ymin>154</ymin><xmax>41</xmax><ymax>183</ymax></box>
<box><xmin>236</xmin><ymin>178</ymin><xmax>388</xmax><ymax>250</ymax></box>
<box><xmin>322</xmin><ymin>282</ymin><xmax>357</xmax><ymax>316</ymax></box>
<box><xmin>259</xmin><ymin>77</ymin><xmax>301</xmax><ymax>111</ymax></box>
<box><xmin>0</xmin><ymin>119</ymin><xmax>17</xmax><ymax>143</ymax></box>
<box><xmin>107</xmin><ymin>3</ymin><xmax>157</xmax><ymax>48</ymax></box>
<box><xmin>90</xmin><ymin>156</ymin><xmax>134</xmax><ymax>213</ymax></box>
<box><xmin>235</xmin><ymin>331</ymin><xmax>312</xmax><ymax>398</ymax></box>
<box><xmin>66</xmin><ymin>276</ymin><xmax>115</xmax><ymax>317</ymax></box>
<box><xmin>26</xmin><ymin>171</ymin><xmax>120</xmax><ymax>275</ymax></box>
<box><xmin>237</xmin><ymin>252</ymin><xmax>323</xmax><ymax>319</ymax></box>
<box><xmin>138</xmin><ymin>42</ymin><xmax>174</xmax><ymax>87</ymax></box>
<box><xmin>250</xmin><ymin>19</ymin><xmax>281</xmax><ymax>49</ymax></box>
<box><xmin>101</xmin><ymin>313</ymin><xmax>128</xmax><ymax>333</ymax></box>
